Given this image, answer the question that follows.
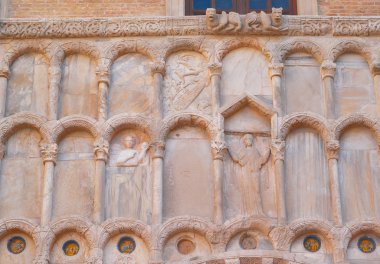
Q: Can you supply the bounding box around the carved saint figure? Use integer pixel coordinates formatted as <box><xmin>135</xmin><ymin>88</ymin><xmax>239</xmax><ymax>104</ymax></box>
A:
<box><xmin>206</xmin><ymin>8</ymin><xmax>242</xmax><ymax>33</ymax></box>
<box><xmin>228</xmin><ymin>134</ymin><xmax>270</xmax><ymax>216</ymax></box>
<box><xmin>116</xmin><ymin>136</ymin><xmax>149</xmax><ymax>167</ymax></box>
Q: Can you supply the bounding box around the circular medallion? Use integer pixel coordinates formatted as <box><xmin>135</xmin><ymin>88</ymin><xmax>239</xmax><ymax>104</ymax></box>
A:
<box><xmin>303</xmin><ymin>235</ymin><xmax>321</xmax><ymax>253</ymax></box>
<box><xmin>358</xmin><ymin>236</ymin><xmax>376</xmax><ymax>253</ymax></box>
<box><xmin>118</xmin><ymin>237</ymin><xmax>136</xmax><ymax>254</ymax></box>
<box><xmin>62</xmin><ymin>240</ymin><xmax>80</xmax><ymax>256</ymax></box>
<box><xmin>177</xmin><ymin>238</ymin><xmax>196</xmax><ymax>255</ymax></box>
<box><xmin>239</xmin><ymin>233</ymin><xmax>257</xmax><ymax>250</ymax></box>
<box><xmin>7</xmin><ymin>236</ymin><xmax>26</xmax><ymax>254</ymax></box>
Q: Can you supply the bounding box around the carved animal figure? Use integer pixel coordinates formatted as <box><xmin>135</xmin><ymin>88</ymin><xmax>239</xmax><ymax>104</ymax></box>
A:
<box><xmin>206</xmin><ymin>8</ymin><xmax>242</xmax><ymax>33</ymax></box>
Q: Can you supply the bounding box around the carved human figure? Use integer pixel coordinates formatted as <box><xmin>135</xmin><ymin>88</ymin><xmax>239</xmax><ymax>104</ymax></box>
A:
<box><xmin>206</xmin><ymin>8</ymin><xmax>242</xmax><ymax>33</ymax></box>
<box><xmin>116</xmin><ymin>136</ymin><xmax>149</xmax><ymax>167</ymax></box>
<box><xmin>228</xmin><ymin>134</ymin><xmax>270</xmax><ymax>216</ymax></box>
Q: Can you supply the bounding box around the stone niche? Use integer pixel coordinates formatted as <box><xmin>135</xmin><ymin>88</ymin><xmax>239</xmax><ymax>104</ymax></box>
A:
<box><xmin>59</xmin><ymin>54</ymin><xmax>98</xmax><ymax>118</ymax></box>
<box><xmin>6</xmin><ymin>53</ymin><xmax>49</xmax><ymax>117</ymax></box>
<box><xmin>163</xmin><ymin>126</ymin><xmax>214</xmax><ymax>221</ymax></box>
<box><xmin>0</xmin><ymin>128</ymin><xmax>43</xmax><ymax>221</ymax></box>
<box><xmin>109</xmin><ymin>53</ymin><xmax>154</xmax><ymax>117</ymax></box>
<box><xmin>0</xmin><ymin>232</ymin><xmax>36</xmax><ymax>264</ymax></box>
<box><xmin>52</xmin><ymin>130</ymin><xmax>96</xmax><ymax>219</ymax></box>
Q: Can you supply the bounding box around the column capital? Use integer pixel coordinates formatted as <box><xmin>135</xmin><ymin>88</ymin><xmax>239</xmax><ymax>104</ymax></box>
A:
<box><xmin>0</xmin><ymin>68</ymin><xmax>9</xmax><ymax>79</ymax></box>
<box><xmin>321</xmin><ymin>60</ymin><xmax>337</xmax><ymax>79</ymax></box>
<box><xmin>211</xmin><ymin>140</ymin><xmax>227</xmax><ymax>160</ymax></box>
<box><xmin>271</xmin><ymin>139</ymin><xmax>286</xmax><ymax>161</ymax></box>
<box><xmin>96</xmin><ymin>69</ymin><xmax>110</xmax><ymax>85</ymax></box>
<box><xmin>269</xmin><ymin>63</ymin><xmax>284</xmax><ymax>78</ymax></box>
<box><xmin>371</xmin><ymin>60</ymin><xmax>380</xmax><ymax>76</ymax></box>
<box><xmin>94</xmin><ymin>138</ymin><xmax>109</xmax><ymax>161</ymax></box>
<box><xmin>40</xmin><ymin>143</ymin><xmax>58</xmax><ymax>164</ymax></box>
<box><xmin>208</xmin><ymin>62</ymin><xmax>222</xmax><ymax>77</ymax></box>
<box><xmin>326</xmin><ymin>139</ymin><xmax>340</xmax><ymax>160</ymax></box>
<box><xmin>150</xmin><ymin>61</ymin><xmax>166</xmax><ymax>76</ymax></box>
<box><xmin>152</xmin><ymin>141</ymin><xmax>165</xmax><ymax>159</ymax></box>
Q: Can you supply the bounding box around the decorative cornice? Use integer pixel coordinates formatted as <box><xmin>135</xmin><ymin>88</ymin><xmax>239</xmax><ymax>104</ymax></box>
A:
<box><xmin>2</xmin><ymin>16</ymin><xmax>380</xmax><ymax>39</ymax></box>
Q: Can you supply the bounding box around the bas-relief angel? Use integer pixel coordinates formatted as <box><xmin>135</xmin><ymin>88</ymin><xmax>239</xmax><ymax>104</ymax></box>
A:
<box><xmin>227</xmin><ymin>134</ymin><xmax>271</xmax><ymax>216</ymax></box>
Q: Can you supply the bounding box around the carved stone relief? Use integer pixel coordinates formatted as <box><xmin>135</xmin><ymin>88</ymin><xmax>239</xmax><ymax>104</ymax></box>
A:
<box><xmin>164</xmin><ymin>51</ymin><xmax>211</xmax><ymax>115</ymax></box>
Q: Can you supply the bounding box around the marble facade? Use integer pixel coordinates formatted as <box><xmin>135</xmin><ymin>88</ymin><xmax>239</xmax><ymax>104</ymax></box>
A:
<box><xmin>0</xmin><ymin>11</ymin><xmax>380</xmax><ymax>264</ymax></box>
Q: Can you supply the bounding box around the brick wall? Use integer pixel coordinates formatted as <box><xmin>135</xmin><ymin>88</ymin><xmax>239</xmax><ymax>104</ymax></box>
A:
<box><xmin>7</xmin><ymin>0</ymin><xmax>166</xmax><ymax>18</ymax></box>
<box><xmin>319</xmin><ymin>0</ymin><xmax>380</xmax><ymax>16</ymax></box>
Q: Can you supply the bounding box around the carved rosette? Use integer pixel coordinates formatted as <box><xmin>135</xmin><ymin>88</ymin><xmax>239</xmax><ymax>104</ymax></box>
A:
<box><xmin>152</xmin><ymin>141</ymin><xmax>165</xmax><ymax>159</ymax></box>
<box><xmin>271</xmin><ymin>139</ymin><xmax>286</xmax><ymax>161</ymax></box>
<box><xmin>326</xmin><ymin>140</ymin><xmax>340</xmax><ymax>160</ymax></box>
<box><xmin>40</xmin><ymin>143</ymin><xmax>58</xmax><ymax>164</ymax></box>
<box><xmin>269</xmin><ymin>63</ymin><xmax>284</xmax><ymax>78</ymax></box>
<box><xmin>208</xmin><ymin>62</ymin><xmax>223</xmax><ymax>77</ymax></box>
<box><xmin>94</xmin><ymin>138</ymin><xmax>109</xmax><ymax>161</ymax></box>
<box><xmin>211</xmin><ymin>140</ymin><xmax>227</xmax><ymax>160</ymax></box>
<box><xmin>321</xmin><ymin>60</ymin><xmax>337</xmax><ymax>79</ymax></box>
<box><xmin>150</xmin><ymin>61</ymin><xmax>166</xmax><ymax>76</ymax></box>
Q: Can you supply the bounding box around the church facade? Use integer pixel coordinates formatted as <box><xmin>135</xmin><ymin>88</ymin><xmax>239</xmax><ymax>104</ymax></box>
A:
<box><xmin>0</xmin><ymin>1</ymin><xmax>380</xmax><ymax>263</ymax></box>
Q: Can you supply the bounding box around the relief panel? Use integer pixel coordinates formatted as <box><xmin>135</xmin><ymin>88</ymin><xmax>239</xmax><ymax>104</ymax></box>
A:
<box><xmin>6</xmin><ymin>53</ymin><xmax>49</xmax><ymax>117</ymax></box>
<box><xmin>52</xmin><ymin>131</ymin><xmax>95</xmax><ymax>219</ymax></box>
<box><xmin>109</xmin><ymin>54</ymin><xmax>154</xmax><ymax>117</ymax></box>
<box><xmin>0</xmin><ymin>128</ymin><xmax>43</xmax><ymax>221</ymax></box>
<box><xmin>59</xmin><ymin>54</ymin><xmax>98</xmax><ymax>118</ymax></box>
<box><xmin>284</xmin><ymin>54</ymin><xmax>324</xmax><ymax>115</ymax></box>
<box><xmin>334</xmin><ymin>54</ymin><xmax>375</xmax><ymax>117</ymax></box>
<box><xmin>163</xmin><ymin>127</ymin><xmax>214</xmax><ymax>221</ymax></box>
<box><xmin>285</xmin><ymin>128</ymin><xmax>332</xmax><ymax>222</ymax></box>
<box><xmin>106</xmin><ymin>129</ymin><xmax>152</xmax><ymax>223</ymax></box>
<box><xmin>339</xmin><ymin>127</ymin><xmax>380</xmax><ymax>222</ymax></box>
<box><xmin>221</xmin><ymin>48</ymin><xmax>272</xmax><ymax>107</ymax></box>
<box><xmin>164</xmin><ymin>51</ymin><xmax>211</xmax><ymax>116</ymax></box>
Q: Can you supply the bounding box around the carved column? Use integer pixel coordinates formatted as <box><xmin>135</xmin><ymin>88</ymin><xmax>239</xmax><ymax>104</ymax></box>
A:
<box><xmin>97</xmin><ymin>71</ymin><xmax>110</xmax><ymax>123</ymax></box>
<box><xmin>371</xmin><ymin>61</ymin><xmax>380</xmax><ymax>116</ymax></box>
<box><xmin>48</xmin><ymin>63</ymin><xmax>62</xmax><ymax>120</ymax></box>
<box><xmin>0</xmin><ymin>68</ymin><xmax>9</xmax><ymax>118</ymax></box>
<box><xmin>321</xmin><ymin>60</ymin><xmax>337</xmax><ymax>119</ymax></box>
<box><xmin>151</xmin><ymin>61</ymin><xmax>166</xmax><ymax>119</ymax></box>
<box><xmin>326</xmin><ymin>140</ymin><xmax>343</xmax><ymax>226</ymax></box>
<box><xmin>152</xmin><ymin>142</ymin><xmax>165</xmax><ymax>225</ymax></box>
<box><xmin>93</xmin><ymin>138</ymin><xmax>109</xmax><ymax>224</ymax></box>
<box><xmin>269</xmin><ymin>63</ymin><xmax>284</xmax><ymax>116</ymax></box>
<box><xmin>211</xmin><ymin>138</ymin><xmax>227</xmax><ymax>225</ymax></box>
<box><xmin>40</xmin><ymin>143</ymin><xmax>58</xmax><ymax>226</ymax></box>
<box><xmin>271</xmin><ymin>139</ymin><xmax>287</xmax><ymax>225</ymax></box>
<box><xmin>208</xmin><ymin>63</ymin><xmax>223</xmax><ymax>116</ymax></box>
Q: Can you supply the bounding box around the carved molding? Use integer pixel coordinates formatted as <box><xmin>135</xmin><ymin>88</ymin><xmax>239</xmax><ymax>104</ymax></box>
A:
<box><xmin>52</xmin><ymin>115</ymin><xmax>99</xmax><ymax>143</ymax></box>
<box><xmin>276</xmin><ymin>39</ymin><xmax>324</xmax><ymax>63</ymax></box>
<box><xmin>328</xmin><ymin>40</ymin><xmax>373</xmax><ymax>65</ymax></box>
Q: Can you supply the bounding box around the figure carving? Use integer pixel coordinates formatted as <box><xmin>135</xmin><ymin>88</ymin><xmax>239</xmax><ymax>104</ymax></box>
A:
<box><xmin>228</xmin><ymin>134</ymin><xmax>270</xmax><ymax>216</ymax></box>
<box><xmin>206</xmin><ymin>8</ymin><xmax>242</xmax><ymax>33</ymax></box>
<box><xmin>246</xmin><ymin>8</ymin><xmax>288</xmax><ymax>33</ymax></box>
<box><xmin>116</xmin><ymin>136</ymin><xmax>149</xmax><ymax>167</ymax></box>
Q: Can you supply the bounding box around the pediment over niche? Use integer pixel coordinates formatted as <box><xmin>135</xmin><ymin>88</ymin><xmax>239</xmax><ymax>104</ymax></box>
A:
<box><xmin>221</xmin><ymin>94</ymin><xmax>275</xmax><ymax>134</ymax></box>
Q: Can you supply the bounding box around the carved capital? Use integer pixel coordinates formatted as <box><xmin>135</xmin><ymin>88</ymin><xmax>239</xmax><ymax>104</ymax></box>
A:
<box><xmin>0</xmin><ymin>68</ymin><xmax>9</xmax><ymax>79</ymax></box>
<box><xmin>269</xmin><ymin>63</ymin><xmax>284</xmax><ymax>78</ymax></box>
<box><xmin>321</xmin><ymin>60</ymin><xmax>337</xmax><ymax>79</ymax></box>
<box><xmin>96</xmin><ymin>70</ymin><xmax>110</xmax><ymax>85</ymax></box>
<box><xmin>211</xmin><ymin>140</ymin><xmax>227</xmax><ymax>160</ymax></box>
<box><xmin>150</xmin><ymin>61</ymin><xmax>166</xmax><ymax>76</ymax></box>
<box><xmin>40</xmin><ymin>143</ymin><xmax>58</xmax><ymax>164</ymax></box>
<box><xmin>0</xmin><ymin>144</ymin><xmax>5</xmax><ymax>160</ymax></box>
<box><xmin>208</xmin><ymin>63</ymin><xmax>223</xmax><ymax>77</ymax></box>
<box><xmin>326</xmin><ymin>139</ymin><xmax>340</xmax><ymax>160</ymax></box>
<box><xmin>271</xmin><ymin>139</ymin><xmax>286</xmax><ymax>161</ymax></box>
<box><xmin>371</xmin><ymin>61</ymin><xmax>380</xmax><ymax>76</ymax></box>
<box><xmin>94</xmin><ymin>138</ymin><xmax>109</xmax><ymax>161</ymax></box>
<box><xmin>152</xmin><ymin>141</ymin><xmax>165</xmax><ymax>159</ymax></box>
